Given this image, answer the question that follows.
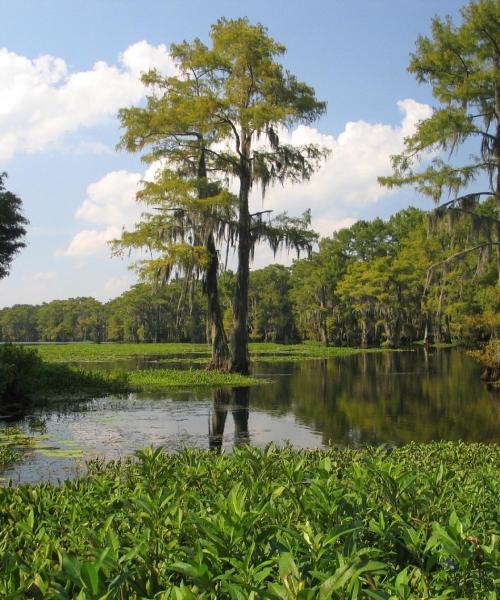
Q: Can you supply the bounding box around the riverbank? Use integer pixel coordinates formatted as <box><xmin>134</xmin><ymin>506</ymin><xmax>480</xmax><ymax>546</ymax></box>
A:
<box><xmin>0</xmin><ymin>442</ymin><xmax>498</xmax><ymax>598</ymax></box>
<box><xmin>1</xmin><ymin>342</ymin><xmax>382</xmax><ymax>406</ymax></box>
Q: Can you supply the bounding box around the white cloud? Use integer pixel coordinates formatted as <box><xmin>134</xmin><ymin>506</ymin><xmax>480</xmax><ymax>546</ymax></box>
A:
<box><xmin>59</xmin><ymin>226</ymin><xmax>121</xmax><ymax>257</ymax></box>
<box><xmin>120</xmin><ymin>40</ymin><xmax>174</xmax><ymax>78</ymax></box>
<box><xmin>312</xmin><ymin>217</ymin><xmax>358</xmax><ymax>238</ymax></box>
<box><xmin>58</xmin><ymin>170</ymin><xmax>143</xmax><ymax>257</ymax></box>
<box><xmin>33</xmin><ymin>271</ymin><xmax>56</xmax><ymax>281</ymax></box>
<box><xmin>103</xmin><ymin>276</ymin><xmax>133</xmax><ymax>296</ymax></box>
<box><xmin>71</xmin><ymin>140</ymin><xmax>113</xmax><ymax>155</ymax></box>
<box><xmin>75</xmin><ymin>170</ymin><xmax>142</xmax><ymax>227</ymax></box>
<box><xmin>58</xmin><ymin>162</ymin><xmax>169</xmax><ymax>257</ymax></box>
<box><xmin>250</xmin><ymin>98</ymin><xmax>432</xmax><ymax>234</ymax></box>
<box><xmin>0</xmin><ymin>41</ymin><xmax>177</xmax><ymax>160</ymax></box>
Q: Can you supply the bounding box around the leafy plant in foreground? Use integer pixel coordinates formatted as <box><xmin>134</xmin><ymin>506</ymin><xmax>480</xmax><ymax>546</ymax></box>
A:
<box><xmin>0</xmin><ymin>442</ymin><xmax>498</xmax><ymax>598</ymax></box>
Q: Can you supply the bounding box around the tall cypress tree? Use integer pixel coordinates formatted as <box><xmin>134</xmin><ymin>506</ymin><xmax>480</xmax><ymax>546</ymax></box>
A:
<box><xmin>379</xmin><ymin>0</ymin><xmax>500</xmax><ymax>283</ymax></box>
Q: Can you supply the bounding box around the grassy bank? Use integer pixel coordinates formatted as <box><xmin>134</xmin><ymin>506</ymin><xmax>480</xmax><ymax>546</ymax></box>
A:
<box><xmin>0</xmin><ymin>442</ymin><xmax>498</xmax><ymax>598</ymax></box>
<box><xmin>30</xmin><ymin>364</ymin><xmax>262</xmax><ymax>403</ymax></box>
<box><xmin>27</xmin><ymin>341</ymin><xmax>390</xmax><ymax>364</ymax></box>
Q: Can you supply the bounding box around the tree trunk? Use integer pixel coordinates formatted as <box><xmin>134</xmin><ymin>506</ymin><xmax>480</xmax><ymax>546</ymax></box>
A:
<box><xmin>423</xmin><ymin>317</ymin><xmax>431</xmax><ymax>348</ymax></box>
<box><xmin>230</xmin><ymin>161</ymin><xmax>251</xmax><ymax>374</ymax></box>
<box><xmin>197</xmin><ymin>145</ymin><xmax>231</xmax><ymax>371</ymax></box>
<box><xmin>320</xmin><ymin>289</ymin><xmax>329</xmax><ymax>347</ymax></box>
<box><xmin>494</xmin><ymin>66</ymin><xmax>500</xmax><ymax>287</ymax></box>
<box><xmin>360</xmin><ymin>315</ymin><xmax>369</xmax><ymax>348</ymax></box>
<box><xmin>205</xmin><ymin>232</ymin><xmax>230</xmax><ymax>370</ymax></box>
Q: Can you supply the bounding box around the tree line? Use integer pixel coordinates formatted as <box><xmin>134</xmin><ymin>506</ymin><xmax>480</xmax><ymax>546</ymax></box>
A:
<box><xmin>1</xmin><ymin>204</ymin><xmax>497</xmax><ymax>347</ymax></box>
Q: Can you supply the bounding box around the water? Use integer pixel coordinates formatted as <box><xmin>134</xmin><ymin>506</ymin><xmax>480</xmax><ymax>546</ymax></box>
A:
<box><xmin>2</xmin><ymin>349</ymin><xmax>499</xmax><ymax>484</ymax></box>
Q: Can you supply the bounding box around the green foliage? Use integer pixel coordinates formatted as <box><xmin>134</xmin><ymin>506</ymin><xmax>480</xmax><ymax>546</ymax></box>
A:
<box><xmin>32</xmin><ymin>364</ymin><xmax>130</xmax><ymax>401</ymax></box>
<box><xmin>249</xmin><ymin>265</ymin><xmax>298</xmax><ymax>343</ymax></box>
<box><xmin>0</xmin><ymin>173</ymin><xmax>28</xmax><ymax>280</ymax></box>
<box><xmin>0</xmin><ymin>443</ymin><xmax>498</xmax><ymax>598</ymax></box>
<box><xmin>379</xmin><ymin>0</ymin><xmax>500</xmax><ymax>202</ymax></box>
<box><xmin>128</xmin><ymin>368</ymin><xmax>262</xmax><ymax>388</ymax></box>
<box><xmin>379</xmin><ymin>0</ymin><xmax>500</xmax><ymax>308</ymax></box>
<box><xmin>0</xmin><ymin>345</ymin><xmax>130</xmax><ymax>407</ymax></box>
<box><xmin>469</xmin><ymin>338</ymin><xmax>500</xmax><ymax>382</ymax></box>
<box><xmin>0</xmin><ymin>426</ymin><xmax>34</xmax><ymax>468</ymax></box>
<box><xmin>0</xmin><ymin>345</ymin><xmax>42</xmax><ymax>404</ymax></box>
<box><xmin>469</xmin><ymin>338</ymin><xmax>500</xmax><ymax>369</ymax></box>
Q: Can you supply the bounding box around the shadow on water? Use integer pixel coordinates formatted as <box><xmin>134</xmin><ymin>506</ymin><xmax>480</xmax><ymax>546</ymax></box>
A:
<box><xmin>1</xmin><ymin>349</ymin><xmax>499</xmax><ymax>484</ymax></box>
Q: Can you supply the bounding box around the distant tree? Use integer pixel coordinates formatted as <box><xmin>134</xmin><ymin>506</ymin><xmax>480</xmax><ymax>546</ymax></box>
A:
<box><xmin>379</xmin><ymin>0</ymin><xmax>500</xmax><ymax>283</ymax></box>
<box><xmin>0</xmin><ymin>173</ymin><xmax>28</xmax><ymax>279</ymax></box>
<box><xmin>249</xmin><ymin>265</ymin><xmax>297</xmax><ymax>343</ymax></box>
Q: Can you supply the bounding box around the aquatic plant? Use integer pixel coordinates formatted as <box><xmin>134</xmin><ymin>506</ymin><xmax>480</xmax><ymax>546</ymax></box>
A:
<box><xmin>0</xmin><ymin>442</ymin><xmax>498</xmax><ymax>598</ymax></box>
<box><xmin>29</xmin><ymin>341</ymin><xmax>387</xmax><ymax>365</ymax></box>
<box><xmin>0</xmin><ymin>426</ymin><xmax>34</xmax><ymax>469</ymax></box>
<box><xmin>128</xmin><ymin>368</ymin><xmax>263</xmax><ymax>389</ymax></box>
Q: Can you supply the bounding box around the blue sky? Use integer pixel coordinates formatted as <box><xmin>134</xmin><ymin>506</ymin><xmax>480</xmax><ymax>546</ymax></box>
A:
<box><xmin>0</xmin><ymin>0</ymin><xmax>466</xmax><ymax>307</ymax></box>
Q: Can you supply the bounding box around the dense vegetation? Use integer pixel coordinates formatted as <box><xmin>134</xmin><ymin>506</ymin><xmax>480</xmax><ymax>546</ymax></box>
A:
<box><xmin>0</xmin><ymin>344</ymin><xmax>267</xmax><ymax>412</ymax></box>
<box><xmin>1</xmin><ymin>207</ymin><xmax>498</xmax><ymax>349</ymax></box>
<box><xmin>0</xmin><ymin>443</ymin><xmax>498</xmax><ymax>598</ymax></box>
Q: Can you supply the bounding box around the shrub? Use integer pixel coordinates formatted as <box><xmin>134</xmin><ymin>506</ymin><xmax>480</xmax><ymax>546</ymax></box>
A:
<box><xmin>0</xmin><ymin>345</ymin><xmax>41</xmax><ymax>405</ymax></box>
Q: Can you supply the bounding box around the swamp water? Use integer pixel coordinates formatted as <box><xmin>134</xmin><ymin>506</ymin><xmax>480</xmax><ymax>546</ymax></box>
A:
<box><xmin>2</xmin><ymin>349</ymin><xmax>499</xmax><ymax>484</ymax></box>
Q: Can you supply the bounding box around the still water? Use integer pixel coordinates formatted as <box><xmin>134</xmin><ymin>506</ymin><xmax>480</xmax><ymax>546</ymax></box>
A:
<box><xmin>2</xmin><ymin>349</ymin><xmax>499</xmax><ymax>484</ymax></box>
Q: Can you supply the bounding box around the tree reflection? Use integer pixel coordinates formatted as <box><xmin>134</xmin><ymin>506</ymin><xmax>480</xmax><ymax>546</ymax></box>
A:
<box><xmin>249</xmin><ymin>350</ymin><xmax>500</xmax><ymax>445</ymax></box>
<box><xmin>209</xmin><ymin>387</ymin><xmax>250</xmax><ymax>452</ymax></box>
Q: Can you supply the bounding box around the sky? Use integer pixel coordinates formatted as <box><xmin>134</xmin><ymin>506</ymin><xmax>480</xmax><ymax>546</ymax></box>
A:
<box><xmin>0</xmin><ymin>0</ymin><xmax>467</xmax><ymax>308</ymax></box>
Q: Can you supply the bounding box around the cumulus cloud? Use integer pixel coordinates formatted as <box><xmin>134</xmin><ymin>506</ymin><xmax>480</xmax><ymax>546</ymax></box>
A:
<box><xmin>75</xmin><ymin>170</ymin><xmax>142</xmax><ymax>227</ymax></box>
<box><xmin>58</xmin><ymin>170</ymin><xmax>142</xmax><ymax>257</ymax></box>
<box><xmin>0</xmin><ymin>41</ymin><xmax>177</xmax><ymax>160</ymax></box>
<box><xmin>249</xmin><ymin>98</ymin><xmax>432</xmax><ymax>237</ymax></box>
<box><xmin>59</xmin><ymin>226</ymin><xmax>122</xmax><ymax>257</ymax></box>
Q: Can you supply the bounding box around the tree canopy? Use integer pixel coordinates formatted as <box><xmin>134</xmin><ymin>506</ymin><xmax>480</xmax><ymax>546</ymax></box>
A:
<box><xmin>0</xmin><ymin>173</ymin><xmax>28</xmax><ymax>280</ymax></box>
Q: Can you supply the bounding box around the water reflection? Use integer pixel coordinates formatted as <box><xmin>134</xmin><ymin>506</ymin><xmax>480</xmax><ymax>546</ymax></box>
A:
<box><xmin>253</xmin><ymin>350</ymin><xmax>499</xmax><ymax>444</ymax></box>
<box><xmin>1</xmin><ymin>349</ymin><xmax>499</xmax><ymax>484</ymax></box>
<box><xmin>209</xmin><ymin>388</ymin><xmax>250</xmax><ymax>452</ymax></box>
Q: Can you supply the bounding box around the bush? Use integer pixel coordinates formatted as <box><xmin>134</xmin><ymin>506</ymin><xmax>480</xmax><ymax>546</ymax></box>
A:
<box><xmin>0</xmin><ymin>345</ymin><xmax>41</xmax><ymax>405</ymax></box>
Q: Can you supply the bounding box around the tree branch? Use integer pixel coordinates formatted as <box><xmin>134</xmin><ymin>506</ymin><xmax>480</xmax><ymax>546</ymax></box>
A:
<box><xmin>428</xmin><ymin>242</ymin><xmax>500</xmax><ymax>272</ymax></box>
